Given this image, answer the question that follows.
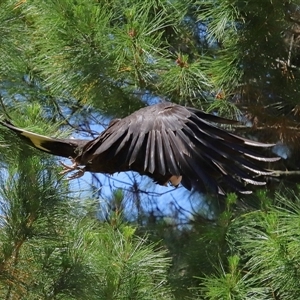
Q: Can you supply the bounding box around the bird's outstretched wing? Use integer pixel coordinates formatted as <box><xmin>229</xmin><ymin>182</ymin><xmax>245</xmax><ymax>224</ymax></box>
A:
<box><xmin>78</xmin><ymin>102</ymin><xmax>279</xmax><ymax>195</ymax></box>
<box><xmin>0</xmin><ymin>103</ymin><xmax>279</xmax><ymax>194</ymax></box>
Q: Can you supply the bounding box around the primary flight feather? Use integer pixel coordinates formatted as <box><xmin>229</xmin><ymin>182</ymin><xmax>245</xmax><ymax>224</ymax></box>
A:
<box><xmin>0</xmin><ymin>102</ymin><xmax>279</xmax><ymax>195</ymax></box>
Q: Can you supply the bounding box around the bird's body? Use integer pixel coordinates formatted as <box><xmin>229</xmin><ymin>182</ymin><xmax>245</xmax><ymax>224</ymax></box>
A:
<box><xmin>0</xmin><ymin>102</ymin><xmax>279</xmax><ymax>194</ymax></box>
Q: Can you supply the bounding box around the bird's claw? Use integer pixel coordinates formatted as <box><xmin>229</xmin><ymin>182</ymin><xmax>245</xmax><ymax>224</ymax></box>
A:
<box><xmin>64</xmin><ymin>168</ymin><xmax>85</xmax><ymax>180</ymax></box>
<box><xmin>59</xmin><ymin>159</ymin><xmax>86</xmax><ymax>180</ymax></box>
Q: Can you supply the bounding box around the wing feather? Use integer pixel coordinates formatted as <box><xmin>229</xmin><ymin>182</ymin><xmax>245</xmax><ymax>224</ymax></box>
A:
<box><xmin>114</xmin><ymin>130</ymin><xmax>131</xmax><ymax>155</ymax></box>
<box><xmin>155</xmin><ymin>130</ymin><xmax>166</xmax><ymax>175</ymax></box>
<box><xmin>125</xmin><ymin>133</ymin><xmax>139</xmax><ymax>164</ymax></box>
<box><xmin>147</xmin><ymin>130</ymin><xmax>156</xmax><ymax>173</ymax></box>
<box><xmin>129</xmin><ymin>132</ymin><xmax>146</xmax><ymax>165</ymax></box>
<box><xmin>161</xmin><ymin>129</ymin><xmax>180</xmax><ymax>175</ymax></box>
<box><xmin>144</xmin><ymin>132</ymin><xmax>151</xmax><ymax>171</ymax></box>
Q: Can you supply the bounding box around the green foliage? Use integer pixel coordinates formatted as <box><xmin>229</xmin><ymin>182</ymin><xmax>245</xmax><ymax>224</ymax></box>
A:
<box><xmin>0</xmin><ymin>105</ymin><xmax>172</xmax><ymax>298</ymax></box>
<box><xmin>89</xmin><ymin>224</ymin><xmax>172</xmax><ymax>299</ymax></box>
<box><xmin>0</xmin><ymin>1</ymin><xmax>30</xmax><ymax>79</ymax></box>
<box><xmin>0</xmin><ymin>152</ymin><xmax>172</xmax><ymax>299</ymax></box>
<box><xmin>199</xmin><ymin>190</ymin><xmax>300</xmax><ymax>299</ymax></box>
<box><xmin>1</xmin><ymin>0</ymin><xmax>300</xmax><ymax>298</ymax></box>
<box><xmin>17</xmin><ymin>0</ymin><xmax>190</xmax><ymax>115</ymax></box>
<box><xmin>201</xmin><ymin>255</ymin><xmax>248</xmax><ymax>300</ymax></box>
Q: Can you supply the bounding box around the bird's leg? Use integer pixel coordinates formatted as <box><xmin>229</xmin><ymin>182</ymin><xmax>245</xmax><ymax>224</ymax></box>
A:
<box><xmin>59</xmin><ymin>159</ymin><xmax>78</xmax><ymax>173</ymax></box>
<box><xmin>59</xmin><ymin>158</ymin><xmax>86</xmax><ymax>180</ymax></box>
<box><xmin>65</xmin><ymin>167</ymin><xmax>86</xmax><ymax>180</ymax></box>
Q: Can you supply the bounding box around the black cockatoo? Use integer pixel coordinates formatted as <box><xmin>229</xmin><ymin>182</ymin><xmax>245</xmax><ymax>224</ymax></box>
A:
<box><xmin>0</xmin><ymin>102</ymin><xmax>279</xmax><ymax>195</ymax></box>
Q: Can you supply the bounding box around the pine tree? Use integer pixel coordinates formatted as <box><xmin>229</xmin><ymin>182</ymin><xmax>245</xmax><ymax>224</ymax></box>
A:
<box><xmin>200</xmin><ymin>190</ymin><xmax>300</xmax><ymax>300</ymax></box>
<box><xmin>0</xmin><ymin>109</ymin><xmax>172</xmax><ymax>299</ymax></box>
<box><xmin>2</xmin><ymin>0</ymin><xmax>300</xmax><ymax>299</ymax></box>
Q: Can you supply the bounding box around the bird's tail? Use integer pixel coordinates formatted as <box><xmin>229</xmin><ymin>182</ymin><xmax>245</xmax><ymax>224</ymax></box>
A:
<box><xmin>0</xmin><ymin>120</ymin><xmax>87</xmax><ymax>158</ymax></box>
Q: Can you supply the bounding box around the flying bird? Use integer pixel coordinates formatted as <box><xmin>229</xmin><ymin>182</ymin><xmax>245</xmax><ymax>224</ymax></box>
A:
<box><xmin>0</xmin><ymin>102</ymin><xmax>279</xmax><ymax>195</ymax></box>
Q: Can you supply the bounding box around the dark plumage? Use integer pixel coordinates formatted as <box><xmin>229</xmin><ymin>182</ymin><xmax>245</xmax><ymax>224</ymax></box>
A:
<box><xmin>0</xmin><ymin>102</ymin><xmax>279</xmax><ymax>194</ymax></box>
